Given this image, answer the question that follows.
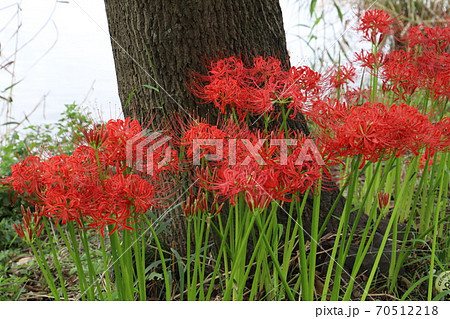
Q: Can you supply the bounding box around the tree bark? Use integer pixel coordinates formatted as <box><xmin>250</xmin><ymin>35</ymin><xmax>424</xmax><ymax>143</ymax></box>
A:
<box><xmin>104</xmin><ymin>0</ymin><xmax>342</xmax><ymax>254</ymax></box>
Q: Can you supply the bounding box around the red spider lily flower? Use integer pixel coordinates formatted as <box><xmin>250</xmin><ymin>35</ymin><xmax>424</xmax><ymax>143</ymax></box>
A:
<box><xmin>407</xmin><ymin>25</ymin><xmax>450</xmax><ymax>52</ymax></box>
<box><xmin>383</xmin><ymin>104</ymin><xmax>436</xmax><ymax>156</ymax></box>
<box><xmin>342</xmin><ymin>88</ymin><xmax>370</xmax><ymax>105</ymax></box>
<box><xmin>79</xmin><ymin>124</ymin><xmax>109</xmax><ymax>149</ymax></box>
<box><xmin>244</xmin><ymin>189</ymin><xmax>271</xmax><ymax>214</ymax></box>
<box><xmin>432</xmin><ymin>70</ymin><xmax>450</xmax><ymax>99</ymax></box>
<box><xmin>189</xmin><ymin>56</ymin><xmax>248</xmax><ymax>116</ymax></box>
<box><xmin>250</xmin><ymin>56</ymin><xmax>284</xmax><ymax>81</ymax></box>
<box><xmin>431</xmin><ymin>117</ymin><xmax>450</xmax><ymax>154</ymax></box>
<box><xmin>189</xmin><ymin>56</ymin><xmax>323</xmax><ymax>121</ymax></box>
<box><xmin>381</xmin><ymin>50</ymin><xmax>419</xmax><ymax>100</ymax></box>
<box><xmin>180</xmin><ymin>120</ymin><xmax>265</xmax><ymax>168</ymax></box>
<box><xmin>380</xmin><ymin>25</ymin><xmax>450</xmax><ymax>100</ymax></box>
<box><xmin>356</xmin><ymin>9</ymin><xmax>394</xmax><ymax>45</ymax></box>
<box><xmin>132</xmin><ymin>135</ymin><xmax>179</xmax><ymax>178</ymax></box>
<box><xmin>196</xmin><ymin>165</ymin><xmax>263</xmax><ymax>205</ymax></box>
<box><xmin>377</xmin><ymin>191</ymin><xmax>390</xmax><ymax>209</ymax></box>
<box><xmin>192</xmin><ymin>126</ymin><xmax>332</xmax><ymax>207</ymax></box>
<box><xmin>355</xmin><ymin>50</ymin><xmax>387</xmax><ymax>71</ymax></box>
<box><xmin>308</xmin><ymin>101</ymin><xmax>444</xmax><ymax>163</ymax></box>
<box><xmin>279</xmin><ymin>66</ymin><xmax>322</xmax><ymax>117</ymax></box>
<box><xmin>95</xmin><ymin>174</ymin><xmax>156</xmax><ymax>230</ymax></box>
<box><xmin>183</xmin><ymin>187</ymin><xmax>225</xmax><ymax>218</ymax></box>
<box><xmin>414</xmin><ymin>51</ymin><xmax>450</xmax><ymax>99</ymax></box>
<box><xmin>103</xmin><ymin>118</ymin><xmax>144</xmax><ymax>165</ymax></box>
<box><xmin>14</xmin><ymin>206</ymin><xmax>44</xmax><ymax>243</ymax></box>
<box><xmin>124</xmin><ymin>174</ymin><xmax>158</xmax><ymax>213</ymax></box>
<box><xmin>328</xmin><ymin>64</ymin><xmax>357</xmax><ymax>89</ymax></box>
<box><xmin>183</xmin><ymin>188</ymin><xmax>207</xmax><ymax>218</ymax></box>
<box><xmin>305</xmin><ymin>99</ymin><xmax>353</xmax><ymax>131</ymax></box>
<box><xmin>4</xmin><ymin>117</ymin><xmax>173</xmax><ymax>237</ymax></box>
<box><xmin>4</xmin><ymin>156</ymin><xmax>45</xmax><ymax>197</ymax></box>
<box><xmin>180</xmin><ymin>122</ymin><xmax>229</xmax><ymax>162</ymax></box>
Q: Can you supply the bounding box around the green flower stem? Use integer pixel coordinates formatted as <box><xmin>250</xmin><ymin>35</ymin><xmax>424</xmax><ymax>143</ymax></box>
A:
<box><xmin>428</xmin><ymin>152</ymin><xmax>447</xmax><ymax>300</ymax></box>
<box><xmin>280</xmin><ymin>104</ymin><xmax>291</xmax><ymax>133</ymax></box>
<box><xmin>200</xmin><ymin>215</ymin><xmax>212</xmax><ymax>297</ymax></box>
<box><xmin>43</xmin><ymin>221</ymin><xmax>68</xmax><ymax>300</ymax></box>
<box><xmin>296</xmin><ymin>190</ymin><xmax>312</xmax><ymax>300</ymax></box>
<box><xmin>191</xmin><ymin>211</ymin><xmax>206</xmax><ymax>300</ymax></box>
<box><xmin>255</xmin><ymin>213</ymin><xmax>295</xmax><ymax>301</ymax></box>
<box><xmin>206</xmin><ymin>210</ymin><xmax>233</xmax><ymax>300</ymax></box>
<box><xmin>308</xmin><ymin>182</ymin><xmax>321</xmax><ymax>300</ymax></box>
<box><xmin>270</xmin><ymin>204</ymin><xmax>280</xmax><ymax>299</ymax></box>
<box><xmin>80</xmin><ymin>226</ymin><xmax>104</xmax><ymax>300</ymax></box>
<box><xmin>342</xmin><ymin>158</ymin><xmax>394</xmax><ymax>299</ymax></box>
<box><xmin>68</xmin><ymin>222</ymin><xmax>95</xmax><ymax>300</ymax></box>
<box><xmin>318</xmin><ymin>186</ymin><xmax>345</xmax><ymax>239</ymax></box>
<box><xmin>330</xmin><ymin>156</ymin><xmax>361</xmax><ymax>300</ymax></box>
<box><xmin>186</xmin><ymin>218</ymin><xmax>192</xmax><ymax>300</ymax></box>
<box><xmin>361</xmin><ymin>157</ymin><xmax>419</xmax><ymax>301</ymax></box>
<box><xmin>56</xmin><ymin>223</ymin><xmax>89</xmax><ymax>300</ymax></box>
<box><xmin>149</xmin><ymin>225</ymin><xmax>171</xmax><ymax>300</ymax></box>
<box><xmin>106</xmin><ymin>229</ymin><xmax>123</xmax><ymax>300</ymax></box>
<box><xmin>109</xmin><ymin>229</ymin><xmax>134</xmax><ymax>300</ymax></box>
<box><xmin>247</xmin><ymin>212</ymin><xmax>273</xmax><ymax>300</ymax></box>
<box><xmin>122</xmin><ymin>230</ymin><xmax>136</xmax><ymax>295</ymax></box>
<box><xmin>223</xmin><ymin>204</ymin><xmax>256</xmax><ymax>300</ymax></box>
<box><xmin>321</xmin><ymin>156</ymin><xmax>363</xmax><ymax>300</ymax></box>
<box><xmin>421</xmin><ymin>152</ymin><xmax>441</xmax><ymax>232</ymax></box>
<box><xmin>100</xmin><ymin>236</ymin><xmax>113</xmax><ymax>301</ymax></box>
<box><xmin>439</xmin><ymin>153</ymin><xmax>449</xmax><ymax>235</ymax></box>
<box><xmin>244</xmin><ymin>203</ymin><xmax>278</xmax><ymax>300</ymax></box>
<box><xmin>281</xmin><ymin>200</ymin><xmax>298</xmax><ymax>289</ymax></box>
<box><xmin>29</xmin><ymin>241</ymin><xmax>61</xmax><ymax>300</ymax></box>
<box><xmin>133</xmin><ymin>224</ymin><xmax>147</xmax><ymax>301</ymax></box>
<box><xmin>369</xmin><ymin>43</ymin><xmax>379</xmax><ymax>102</ymax></box>
<box><xmin>343</xmin><ymin>210</ymin><xmax>385</xmax><ymax>300</ymax></box>
<box><xmin>339</xmin><ymin>160</ymin><xmax>383</xmax><ymax>300</ymax></box>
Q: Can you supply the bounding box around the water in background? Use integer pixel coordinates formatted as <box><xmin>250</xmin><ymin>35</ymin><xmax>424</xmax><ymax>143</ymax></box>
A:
<box><xmin>0</xmin><ymin>0</ymin><xmax>351</xmax><ymax>131</ymax></box>
<box><xmin>0</xmin><ymin>0</ymin><xmax>121</xmax><ymax>130</ymax></box>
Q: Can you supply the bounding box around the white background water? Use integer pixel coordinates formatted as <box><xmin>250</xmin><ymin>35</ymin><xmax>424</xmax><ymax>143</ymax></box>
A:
<box><xmin>0</xmin><ymin>0</ymin><xmax>356</xmax><ymax>132</ymax></box>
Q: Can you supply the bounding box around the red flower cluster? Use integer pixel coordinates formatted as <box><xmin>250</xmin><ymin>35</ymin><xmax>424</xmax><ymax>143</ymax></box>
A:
<box><xmin>407</xmin><ymin>25</ymin><xmax>450</xmax><ymax>52</ymax></box>
<box><xmin>190</xmin><ymin>56</ymin><xmax>322</xmax><ymax>121</ymax></box>
<box><xmin>380</xmin><ymin>50</ymin><xmax>419</xmax><ymax>99</ymax></box>
<box><xmin>4</xmin><ymin>118</ymin><xmax>177</xmax><ymax>236</ymax></box>
<box><xmin>181</xmin><ymin>121</ymin><xmax>331</xmax><ymax>211</ymax></box>
<box><xmin>306</xmin><ymin>101</ymin><xmax>450</xmax><ymax>162</ymax></box>
<box><xmin>380</xmin><ymin>25</ymin><xmax>450</xmax><ymax>100</ymax></box>
<box><xmin>356</xmin><ymin>9</ymin><xmax>394</xmax><ymax>44</ymax></box>
<box><xmin>355</xmin><ymin>50</ymin><xmax>387</xmax><ymax>71</ymax></box>
<box><xmin>328</xmin><ymin>64</ymin><xmax>357</xmax><ymax>90</ymax></box>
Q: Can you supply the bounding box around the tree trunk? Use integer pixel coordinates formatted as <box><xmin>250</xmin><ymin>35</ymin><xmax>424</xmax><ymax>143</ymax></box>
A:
<box><xmin>104</xmin><ymin>0</ymin><xmax>342</xmax><ymax>254</ymax></box>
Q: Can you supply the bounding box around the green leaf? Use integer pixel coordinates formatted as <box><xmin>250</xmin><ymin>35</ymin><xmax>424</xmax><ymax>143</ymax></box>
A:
<box><xmin>334</xmin><ymin>1</ymin><xmax>343</xmax><ymax>22</ymax></box>
<box><xmin>2</xmin><ymin>80</ymin><xmax>22</xmax><ymax>93</ymax></box>
<box><xmin>124</xmin><ymin>87</ymin><xmax>138</xmax><ymax>109</ymax></box>
<box><xmin>148</xmin><ymin>272</ymin><xmax>163</xmax><ymax>281</ymax></box>
<box><xmin>312</xmin><ymin>15</ymin><xmax>322</xmax><ymax>29</ymax></box>
<box><xmin>142</xmin><ymin>84</ymin><xmax>159</xmax><ymax>92</ymax></box>
<box><xmin>310</xmin><ymin>0</ymin><xmax>317</xmax><ymax>16</ymax></box>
